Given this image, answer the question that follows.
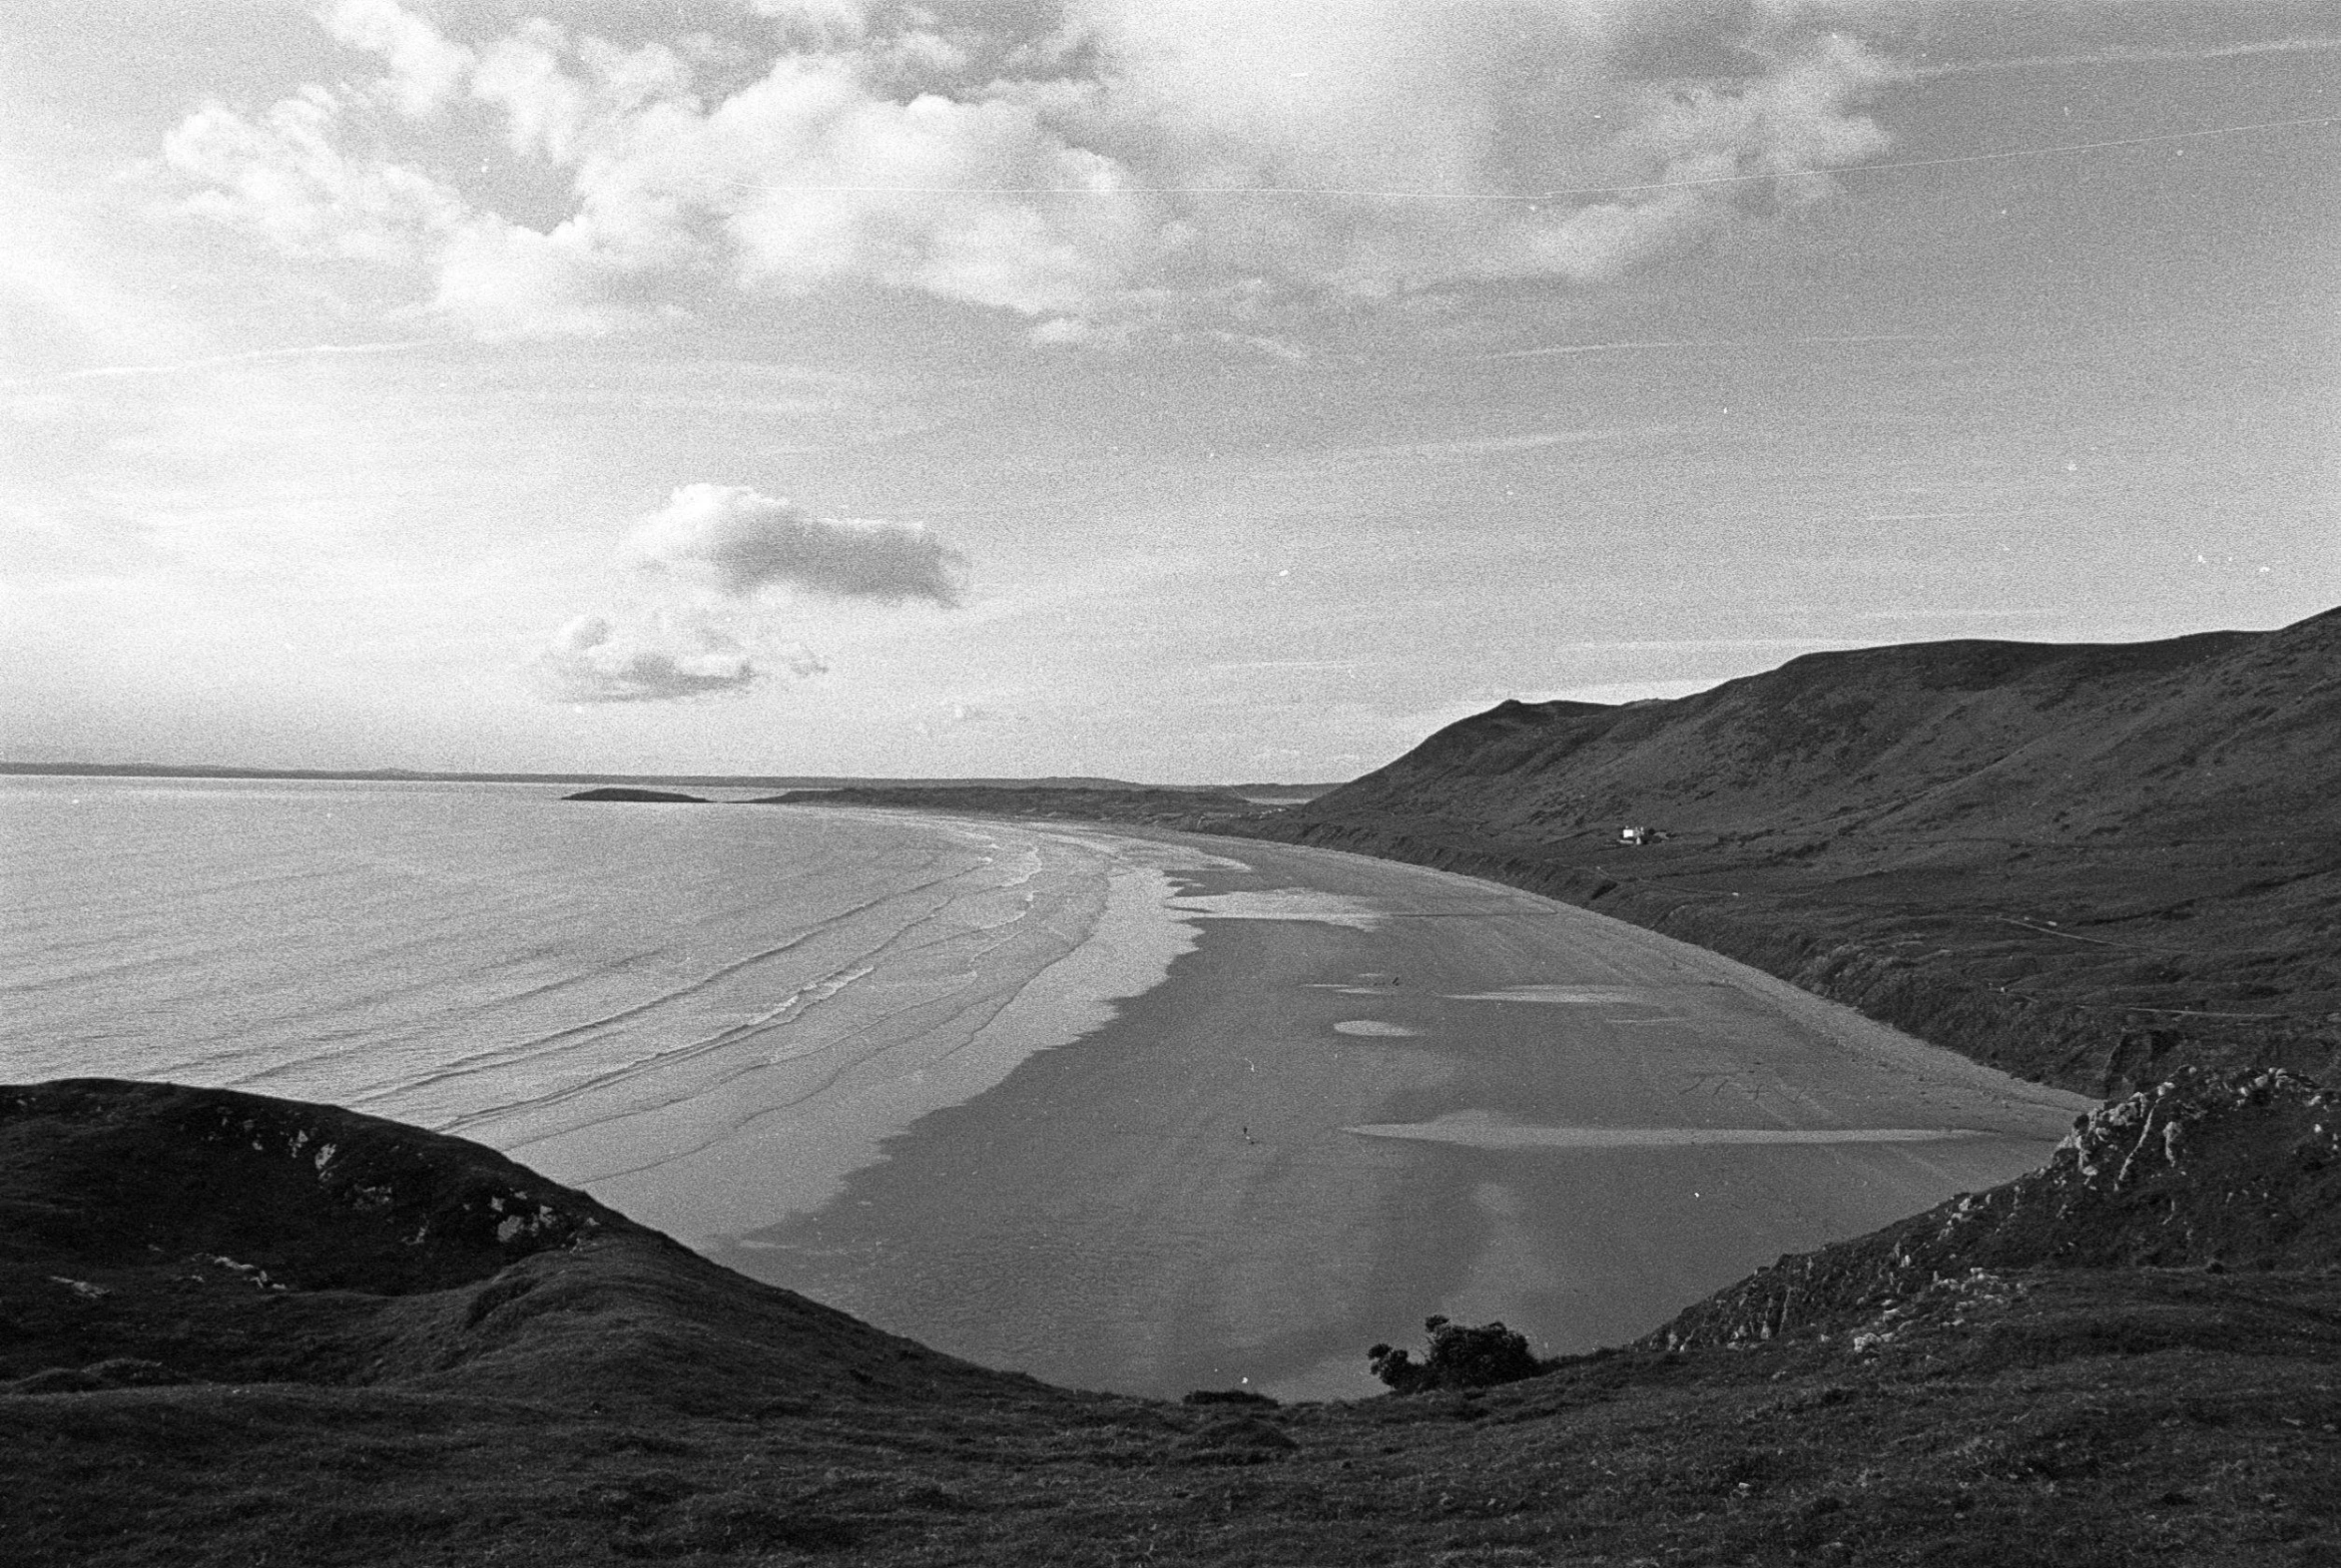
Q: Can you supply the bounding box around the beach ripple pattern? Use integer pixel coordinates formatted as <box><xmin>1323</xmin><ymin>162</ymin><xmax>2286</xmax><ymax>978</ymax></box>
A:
<box><xmin>0</xmin><ymin>780</ymin><xmax>1190</xmax><ymax>1240</ymax></box>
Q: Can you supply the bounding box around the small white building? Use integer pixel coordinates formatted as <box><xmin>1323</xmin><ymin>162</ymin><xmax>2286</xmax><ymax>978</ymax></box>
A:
<box><xmin>1619</xmin><ymin>825</ymin><xmax>1649</xmax><ymax>845</ymax></box>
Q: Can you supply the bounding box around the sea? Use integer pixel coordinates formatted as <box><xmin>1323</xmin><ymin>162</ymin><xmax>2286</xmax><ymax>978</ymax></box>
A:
<box><xmin>0</xmin><ymin>777</ymin><xmax>1200</xmax><ymax>1243</ymax></box>
<box><xmin>5</xmin><ymin>775</ymin><xmax>2098</xmax><ymax>1399</ymax></box>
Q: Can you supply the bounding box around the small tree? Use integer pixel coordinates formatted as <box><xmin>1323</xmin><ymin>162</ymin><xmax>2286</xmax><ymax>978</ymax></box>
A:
<box><xmin>1368</xmin><ymin>1314</ymin><xmax>1543</xmax><ymax>1393</ymax></box>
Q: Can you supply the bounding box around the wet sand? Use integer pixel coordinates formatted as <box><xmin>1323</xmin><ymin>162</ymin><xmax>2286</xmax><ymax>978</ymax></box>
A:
<box><xmin>713</xmin><ymin>829</ymin><xmax>2092</xmax><ymax>1401</ymax></box>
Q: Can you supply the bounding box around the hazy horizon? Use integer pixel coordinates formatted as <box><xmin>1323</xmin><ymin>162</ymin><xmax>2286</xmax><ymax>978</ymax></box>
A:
<box><xmin>9</xmin><ymin>601</ymin><xmax>2333</xmax><ymax>785</ymax></box>
<box><xmin>0</xmin><ymin>760</ymin><xmax>1342</xmax><ymax>785</ymax></box>
<box><xmin>6</xmin><ymin>1</ymin><xmax>2335</xmax><ymax>783</ymax></box>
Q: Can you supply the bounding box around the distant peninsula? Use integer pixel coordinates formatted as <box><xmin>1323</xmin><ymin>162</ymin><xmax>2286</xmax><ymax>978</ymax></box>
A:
<box><xmin>754</xmin><ymin>783</ymin><xmax>1270</xmax><ymax>825</ymax></box>
<box><xmin>563</xmin><ymin>786</ymin><xmax>708</xmax><ymax>803</ymax></box>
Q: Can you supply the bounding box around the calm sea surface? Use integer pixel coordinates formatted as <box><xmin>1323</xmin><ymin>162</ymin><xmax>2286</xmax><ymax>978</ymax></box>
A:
<box><xmin>0</xmin><ymin>778</ymin><xmax>1193</xmax><ymax>1239</ymax></box>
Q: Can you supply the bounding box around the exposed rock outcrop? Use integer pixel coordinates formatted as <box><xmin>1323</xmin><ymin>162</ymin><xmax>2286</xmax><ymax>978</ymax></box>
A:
<box><xmin>0</xmin><ymin>1079</ymin><xmax>623</xmax><ymax>1296</ymax></box>
<box><xmin>1648</xmin><ymin>1068</ymin><xmax>2341</xmax><ymax>1353</ymax></box>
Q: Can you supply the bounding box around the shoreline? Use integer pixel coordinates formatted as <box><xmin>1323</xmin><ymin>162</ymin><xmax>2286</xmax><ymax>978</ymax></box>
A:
<box><xmin>716</xmin><ymin>828</ymin><xmax>2091</xmax><ymax>1400</ymax></box>
<box><xmin>515</xmin><ymin>810</ymin><xmax>1231</xmax><ymax>1245</ymax></box>
<box><xmin>2</xmin><ymin>782</ymin><xmax>1225</xmax><ymax>1255</ymax></box>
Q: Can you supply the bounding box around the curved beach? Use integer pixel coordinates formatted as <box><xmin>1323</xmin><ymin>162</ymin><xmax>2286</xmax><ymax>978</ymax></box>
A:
<box><xmin>716</xmin><ymin>823</ymin><xmax>2094</xmax><ymax>1400</ymax></box>
<box><xmin>4</xmin><ymin>780</ymin><xmax>2094</xmax><ymax>1402</ymax></box>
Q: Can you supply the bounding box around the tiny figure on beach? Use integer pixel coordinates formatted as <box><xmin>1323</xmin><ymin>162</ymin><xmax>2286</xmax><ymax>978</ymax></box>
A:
<box><xmin>1243</xmin><ymin>1124</ymin><xmax>1255</xmax><ymax>1145</ymax></box>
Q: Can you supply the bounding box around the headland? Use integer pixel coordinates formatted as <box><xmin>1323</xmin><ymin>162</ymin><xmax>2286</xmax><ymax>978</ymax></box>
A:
<box><xmin>7</xmin><ymin>608</ymin><xmax>2338</xmax><ymax>1564</ymax></box>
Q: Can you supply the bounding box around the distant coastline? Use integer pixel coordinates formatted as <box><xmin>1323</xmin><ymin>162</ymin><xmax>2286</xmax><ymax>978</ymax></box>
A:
<box><xmin>0</xmin><ymin>761</ymin><xmax>1339</xmax><ymax>799</ymax></box>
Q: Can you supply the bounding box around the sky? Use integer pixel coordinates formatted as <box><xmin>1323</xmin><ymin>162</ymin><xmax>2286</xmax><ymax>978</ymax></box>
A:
<box><xmin>3</xmin><ymin>0</ymin><xmax>2336</xmax><ymax>783</ymax></box>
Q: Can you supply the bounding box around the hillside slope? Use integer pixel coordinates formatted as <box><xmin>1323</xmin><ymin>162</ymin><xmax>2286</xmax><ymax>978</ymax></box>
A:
<box><xmin>1252</xmin><ymin>608</ymin><xmax>2341</xmax><ymax>1094</ymax></box>
<box><xmin>0</xmin><ymin>1080</ymin><xmax>1014</xmax><ymax>1408</ymax></box>
<box><xmin>8</xmin><ymin>1078</ymin><xmax>2339</xmax><ymax>1566</ymax></box>
<box><xmin>1650</xmin><ymin>1066</ymin><xmax>2341</xmax><ymax>1351</ymax></box>
<box><xmin>1326</xmin><ymin>611</ymin><xmax>2336</xmax><ymax>841</ymax></box>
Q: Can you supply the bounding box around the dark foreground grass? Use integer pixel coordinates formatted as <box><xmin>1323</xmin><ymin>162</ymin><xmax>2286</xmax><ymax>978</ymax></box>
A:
<box><xmin>8</xmin><ymin>1080</ymin><xmax>2340</xmax><ymax>1567</ymax></box>
<box><xmin>8</xmin><ymin>1267</ymin><xmax>2340</xmax><ymax>1566</ymax></box>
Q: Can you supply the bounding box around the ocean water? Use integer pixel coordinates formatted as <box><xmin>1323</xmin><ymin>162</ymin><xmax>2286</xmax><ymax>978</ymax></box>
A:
<box><xmin>5</xmin><ymin>777</ymin><xmax>2099</xmax><ymax>1398</ymax></box>
<box><xmin>0</xmin><ymin>778</ymin><xmax>1198</xmax><ymax>1241</ymax></box>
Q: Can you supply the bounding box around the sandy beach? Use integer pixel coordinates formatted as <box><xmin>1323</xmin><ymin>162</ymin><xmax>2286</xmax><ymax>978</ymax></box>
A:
<box><xmin>715</xmin><ymin>826</ymin><xmax>2093</xmax><ymax>1401</ymax></box>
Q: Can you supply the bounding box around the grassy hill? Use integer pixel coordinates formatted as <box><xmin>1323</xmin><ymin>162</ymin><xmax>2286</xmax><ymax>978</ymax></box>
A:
<box><xmin>1249</xmin><ymin>608</ymin><xmax>2341</xmax><ymax>1095</ymax></box>
<box><xmin>11</xmin><ymin>611</ymin><xmax>2341</xmax><ymax>1564</ymax></box>
<box><xmin>6</xmin><ymin>1076</ymin><xmax>2338</xmax><ymax>1566</ymax></box>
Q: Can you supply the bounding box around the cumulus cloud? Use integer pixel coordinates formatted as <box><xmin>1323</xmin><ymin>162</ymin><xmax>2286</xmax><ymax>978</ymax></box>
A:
<box><xmin>534</xmin><ymin>483</ymin><xmax>962</xmax><ymax>703</ymax></box>
<box><xmin>430</xmin><ymin>214</ymin><xmax>650</xmax><ymax>336</ymax></box>
<box><xmin>163</xmin><ymin>89</ymin><xmax>467</xmax><ymax>263</ymax></box>
<box><xmin>316</xmin><ymin>0</ymin><xmax>473</xmax><ymax>117</ymax></box>
<box><xmin>535</xmin><ymin>612</ymin><xmax>753</xmax><ymax>703</ymax></box>
<box><xmin>626</xmin><ymin>483</ymin><xmax>967</xmax><ymax>605</ymax></box>
<box><xmin>534</xmin><ymin>609</ymin><xmax>829</xmax><ymax>704</ymax></box>
<box><xmin>165</xmin><ymin>0</ymin><xmax>1914</xmax><ymax>335</ymax></box>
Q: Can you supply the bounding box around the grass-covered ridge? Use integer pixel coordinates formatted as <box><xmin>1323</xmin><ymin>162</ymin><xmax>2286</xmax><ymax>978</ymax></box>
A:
<box><xmin>1246</xmin><ymin>607</ymin><xmax>2341</xmax><ymax>1097</ymax></box>
<box><xmin>6</xmin><ymin>1074</ymin><xmax>2339</xmax><ymax>1565</ymax></box>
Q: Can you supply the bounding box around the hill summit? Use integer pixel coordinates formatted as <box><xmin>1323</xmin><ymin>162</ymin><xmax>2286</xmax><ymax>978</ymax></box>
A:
<box><xmin>1257</xmin><ymin>608</ymin><xmax>2341</xmax><ymax>1095</ymax></box>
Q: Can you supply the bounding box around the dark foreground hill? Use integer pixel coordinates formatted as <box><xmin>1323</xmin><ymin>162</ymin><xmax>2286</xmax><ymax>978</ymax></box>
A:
<box><xmin>8</xmin><ymin>1077</ymin><xmax>2340</xmax><ymax>1566</ymax></box>
<box><xmin>1249</xmin><ymin>607</ymin><xmax>2341</xmax><ymax>1096</ymax></box>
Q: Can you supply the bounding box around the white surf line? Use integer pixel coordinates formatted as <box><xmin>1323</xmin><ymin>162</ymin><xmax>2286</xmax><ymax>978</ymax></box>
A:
<box><xmin>1346</xmin><ymin>1111</ymin><xmax>1994</xmax><ymax>1151</ymax></box>
<box><xmin>1333</xmin><ymin>1020</ymin><xmax>1422</xmax><ymax>1037</ymax></box>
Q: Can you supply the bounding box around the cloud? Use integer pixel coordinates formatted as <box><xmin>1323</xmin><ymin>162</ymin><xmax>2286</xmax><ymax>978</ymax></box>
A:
<box><xmin>430</xmin><ymin>215</ymin><xmax>650</xmax><ymax>336</ymax></box>
<box><xmin>533</xmin><ymin>609</ymin><xmax>828</xmax><ymax>704</ymax></box>
<box><xmin>165</xmin><ymin>0</ymin><xmax>1914</xmax><ymax>335</ymax></box>
<box><xmin>532</xmin><ymin>482</ymin><xmax>962</xmax><ymax>703</ymax></box>
<box><xmin>162</xmin><ymin>90</ymin><xmax>467</xmax><ymax>264</ymax></box>
<box><xmin>625</xmin><ymin>483</ymin><xmax>967</xmax><ymax>605</ymax></box>
<box><xmin>315</xmin><ymin>0</ymin><xmax>474</xmax><ymax>117</ymax></box>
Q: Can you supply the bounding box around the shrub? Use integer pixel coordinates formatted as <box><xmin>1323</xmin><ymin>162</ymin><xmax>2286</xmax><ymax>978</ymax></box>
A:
<box><xmin>1367</xmin><ymin>1314</ymin><xmax>1543</xmax><ymax>1393</ymax></box>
